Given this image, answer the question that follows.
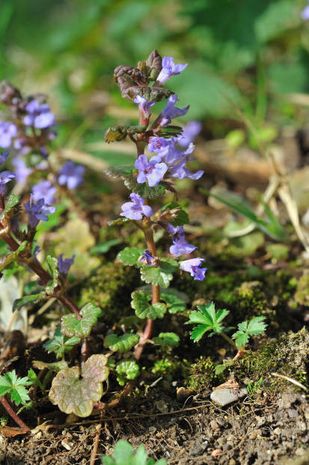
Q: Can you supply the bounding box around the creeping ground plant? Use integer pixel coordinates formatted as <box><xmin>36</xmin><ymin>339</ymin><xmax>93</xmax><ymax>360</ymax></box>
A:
<box><xmin>0</xmin><ymin>51</ymin><xmax>267</xmax><ymax>429</ymax></box>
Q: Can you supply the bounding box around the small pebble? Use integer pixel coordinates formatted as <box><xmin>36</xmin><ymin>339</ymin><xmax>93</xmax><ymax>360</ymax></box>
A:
<box><xmin>210</xmin><ymin>387</ymin><xmax>247</xmax><ymax>406</ymax></box>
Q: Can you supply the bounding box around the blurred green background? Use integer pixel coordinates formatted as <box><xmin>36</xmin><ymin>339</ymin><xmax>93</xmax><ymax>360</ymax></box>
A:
<box><xmin>1</xmin><ymin>0</ymin><xmax>309</xmax><ymax>156</ymax></box>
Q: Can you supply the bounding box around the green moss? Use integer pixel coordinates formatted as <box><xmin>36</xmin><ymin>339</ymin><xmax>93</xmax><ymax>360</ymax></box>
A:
<box><xmin>80</xmin><ymin>262</ymin><xmax>138</xmax><ymax>321</ymax></box>
<box><xmin>185</xmin><ymin>329</ymin><xmax>308</xmax><ymax>393</ymax></box>
<box><xmin>187</xmin><ymin>356</ymin><xmax>223</xmax><ymax>391</ymax></box>
<box><xmin>235</xmin><ymin>328</ymin><xmax>308</xmax><ymax>392</ymax></box>
<box><xmin>294</xmin><ymin>272</ymin><xmax>309</xmax><ymax>306</ymax></box>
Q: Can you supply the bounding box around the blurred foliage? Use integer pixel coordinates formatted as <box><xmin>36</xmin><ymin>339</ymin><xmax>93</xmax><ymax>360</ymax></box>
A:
<box><xmin>1</xmin><ymin>0</ymin><xmax>309</xmax><ymax>150</ymax></box>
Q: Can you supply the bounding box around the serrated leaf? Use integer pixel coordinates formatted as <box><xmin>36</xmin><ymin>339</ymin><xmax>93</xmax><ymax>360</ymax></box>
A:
<box><xmin>62</xmin><ymin>303</ymin><xmax>102</xmax><ymax>338</ymax></box>
<box><xmin>49</xmin><ymin>354</ymin><xmax>109</xmax><ymax>417</ymax></box>
<box><xmin>44</xmin><ymin>328</ymin><xmax>80</xmax><ymax>359</ymax></box>
<box><xmin>116</xmin><ymin>360</ymin><xmax>140</xmax><ymax>386</ymax></box>
<box><xmin>140</xmin><ymin>259</ymin><xmax>177</xmax><ymax>288</ymax></box>
<box><xmin>131</xmin><ymin>290</ymin><xmax>166</xmax><ymax>320</ymax></box>
<box><xmin>117</xmin><ymin>247</ymin><xmax>144</xmax><ymax>266</ymax></box>
<box><xmin>13</xmin><ymin>292</ymin><xmax>44</xmax><ymax>311</ymax></box>
<box><xmin>161</xmin><ymin>202</ymin><xmax>189</xmax><ymax>226</ymax></box>
<box><xmin>104</xmin><ymin>333</ymin><xmax>139</xmax><ymax>353</ymax></box>
<box><xmin>0</xmin><ymin>370</ymin><xmax>32</xmax><ymax>406</ymax></box>
<box><xmin>232</xmin><ymin>316</ymin><xmax>267</xmax><ymax>349</ymax></box>
<box><xmin>153</xmin><ymin>332</ymin><xmax>180</xmax><ymax>348</ymax></box>
<box><xmin>188</xmin><ymin>302</ymin><xmax>229</xmax><ymax>342</ymax></box>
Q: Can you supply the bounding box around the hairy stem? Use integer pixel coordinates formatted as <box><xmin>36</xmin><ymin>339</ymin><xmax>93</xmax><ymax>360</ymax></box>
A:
<box><xmin>0</xmin><ymin>396</ymin><xmax>30</xmax><ymax>431</ymax></box>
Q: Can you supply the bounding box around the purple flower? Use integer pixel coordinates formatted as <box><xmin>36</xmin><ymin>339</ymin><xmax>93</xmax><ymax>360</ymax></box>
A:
<box><xmin>157</xmin><ymin>57</ymin><xmax>187</xmax><ymax>84</ymax></box>
<box><xmin>25</xmin><ymin>196</ymin><xmax>55</xmax><ymax>228</ymax></box>
<box><xmin>179</xmin><ymin>258</ymin><xmax>207</xmax><ymax>281</ymax></box>
<box><xmin>169</xmin><ymin>226</ymin><xmax>196</xmax><ymax>257</ymax></box>
<box><xmin>0</xmin><ymin>122</ymin><xmax>17</xmax><ymax>148</ymax></box>
<box><xmin>148</xmin><ymin>137</ymin><xmax>172</xmax><ymax>153</ymax></box>
<box><xmin>58</xmin><ymin>254</ymin><xmax>75</xmax><ymax>275</ymax></box>
<box><xmin>301</xmin><ymin>4</ymin><xmax>309</xmax><ymax>19</ymax></box>
<box><xmin>23</xmin><ymin>99</ymin><xmax>56</xmax><ymax>129</ymax></box>
<box><xmin>0</xmin><ymin>170</ymin><xmax>15</xmax><ymax>195</ymax></box>
<box><xmin>178</xmin><ymin>121</ymin><xmax>202</xmax><ymax>147</ymax></box>
<box><xmin>135</xmin><ymin>154</ymin><xmax>168</xmax><ymax>187</ymax></box>
<box><xmin>32</xmin><ymin>180</ymin><xmax>56</xmax><ymax>205</ymax></box>
<box><xmin>139</xmin><ymin>250</ymin><xmax>155</xmax><ymax>265</ymax></box>
<box><xmin>0</xmin><ymin>151</ymin><xmax>9</xmax><ymax>165</ymax></box>
<box><xmin>134</xmin><ymin>96</ymin><xmax>155</xmax><ymax>120</ymax></box>
<box><xmin>58</xmin><ymin>161</ymin><xmax>85</xmax><ymax>190</ymax></box>
<box><xmin>159</xmin><ymin>94</ymin><xmax>189</xmax><ymax>127</ymax></box>
<box><xmin>13</xmin><ymin>158</ymin><xmax>32</xmax><ymax>184</ymax></box>
<box><xmin>120</xmin><ymin>193</ymin><xmax>153</xmax><ymax>221</ymax></box>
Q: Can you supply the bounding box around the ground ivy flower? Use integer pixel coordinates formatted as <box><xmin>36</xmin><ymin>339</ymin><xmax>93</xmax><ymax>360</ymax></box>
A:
<box><xmin>58</xmin><ymin>161</ymin><xmax>85</xmax><ymax>190</ymax></box>
<box><xmin>23</xmin><ymin>99</ymin><xmax>56</xmax><ymax>129</ymax></box>
<box><xmin>178</xmin><ymin>121</ymin><xmax>202</xmax><ymax>147</ymax></box>
<box><xmin>134</xmin><ymin>96</ymin><xmax>155</xmax><ymax>120</ymax></box>
<box><xmin>135</xmin><ymin>154</ymin><xmax>168</xmax><ymax>187</ymax></box>
<box><xmin>0</xmin><ymin>171</ymin><xmax>15</xmax><ymax>195</ymax></box>
<box><xmin>120</xmin><ymin>193</ymin><xmax>153</xmax><ymax>220</ymax></box>
<box><xmin>148</xmin><ymin>137</ymin><xmax>172</xmax><ymax>153</ymax></box>
<box><xmin>169</xmin><ymin>227</ymin><xmax>196</xmax><ymax>257</ymax></box>
<box><xmin>0</xmin><ymin>122</ymin><xmax>17</xmax><ymax>148</ymax></box>
<box><xmin>179</xmin><ymin>258</ymin><xmax>207</xmax><ymax>281</ymax></box>
<box><xmin>58</xmin><ymin>254</ymin><xmax>75</xmax><ymax>275</ymax></box>
<box><xmin>301</xmin><ymin>3</ymin><xmax>309</xmax><ymax>19</ymax></box>
<box><xmin>157</xmin><ymin>57</ymin><xmax>187</xmax><ymax>84</ymax></box>
<box><xmin>159</xmin><ymin>94</ymin><xmax>189</xmax><ymax>127</ymax></box>
<box><xmin>0</xmin><ymin>151</ymin><xmax>9</xmax><ymax>165</ymax></box>
<box><xmin>32</xmin><ymin>180</ymin><xmax>56</xmax><ymax>205</ymax></box>
<box><xmin>25</xmin><ymin>196</ymin><xmax>55</xmax><ymax>228</ymax></box>
<box><xmin>139</xmin><ymin>250</ymin><xmax>155</xmax><ymax>265</ymax></box>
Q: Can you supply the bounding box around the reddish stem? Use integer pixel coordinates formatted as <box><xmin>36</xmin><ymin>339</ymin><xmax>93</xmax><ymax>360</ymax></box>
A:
<box><xmin>0</xmin><ymin>396</ymin><xmax>30</xmax><ymax>431</ymax></box>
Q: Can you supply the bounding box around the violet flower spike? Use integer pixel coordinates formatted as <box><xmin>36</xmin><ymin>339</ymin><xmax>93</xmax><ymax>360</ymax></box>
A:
<box><xmin>0</xmin><ymin>122</ymin><xmax>17</xmax><ymax>148</ymax></box>
<box><xmin>159</xmin><ymin>94</ymin><xmax>189</xmax><ymax>127</ymax></box>
<box><xmin>179</xmin><ymin>258</ymin><xmax>207</xmax><ymax>281</ymax></box>
<box><xmin>58</xmin><ymin>161</ymin><xmax>85</xmax><ymax>190</ymax></box>
<box><xmin>58</xmin><ymin>254</ymin><xmax>75</xmax><ymax>275</ymax></box>
<box><xmin>25</xmin><ymin>196</ymin><xmax>55</xmax><ymax>228</ymax></box>
<box><xmin>120</xmin><ymin>193</ymin><xmax>153</xmax><ymax>221</ymax></box>
<box><xmin>0</xmin><ymin>171</ymin><xmax>15</xmax><ymax>195</ymax></box>
<box><xmin>32</xmin><ymin>180</ymin><xmax>56</xmax><ymax>205</ymax></box>
<box><xmin>157</xmin><ymin>56</ymin><xmax>187</xmax><ymax>84</ymax></box>
<box><xmin>135</xmin><ymin>154</ymin><xmax>168</xmax><ymax>187</ymax></box>
<box><xmin>178</xmin><ymin>121</ymin><xmax>202</xmax><ymax>147</ymax></box>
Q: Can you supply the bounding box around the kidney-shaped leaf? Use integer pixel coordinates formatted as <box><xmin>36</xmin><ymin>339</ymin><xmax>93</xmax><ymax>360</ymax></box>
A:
<box><xmin>49</xmin><ymin>354</ymin><xmax>109</xmax><ymax>417</ymax></box>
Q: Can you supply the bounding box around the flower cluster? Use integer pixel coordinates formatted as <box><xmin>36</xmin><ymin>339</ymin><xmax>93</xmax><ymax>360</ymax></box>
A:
<box><xmin>114</xmin><ymin>51</ymin><xmax>206</xmax><ymax>281</ymax></box>
<box><xmin>0</xmin><ymin>82</ymin><xmax>85</xmax><ymax>193</ymax></box>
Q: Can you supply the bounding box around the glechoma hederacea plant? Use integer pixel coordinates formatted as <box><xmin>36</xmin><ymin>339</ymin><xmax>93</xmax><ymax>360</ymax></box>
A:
<box><xmin>0</xmin><ymin>51</ymin><xmax>266</xmax><ymax>429</ymax></box>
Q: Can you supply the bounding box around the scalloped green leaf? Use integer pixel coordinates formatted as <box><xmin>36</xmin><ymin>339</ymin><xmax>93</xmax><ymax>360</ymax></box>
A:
<box><xmin>117</xmin><ymin>247</ymin><xmax>144</xmax><ymax>266</ymax></box>
<box><xmin>44</xmin><ymin>328</ymin><xmax>81</xmax><ymax>359</ymax></box>
<box><xmin>45</xmin><ymin>255</ymin><xmax>59</xmax><ymax>295</ymax></box>
<box><xmin>153</xmin><ymin>332</ymin><xmax>180</xmax><ymax>348</ymax></box>
<box><xmin>131</xmin><ymin>290</ymin><xmax>166</xmax><ymax>320</ymax></box>
<box><xmin>104</xmin><ymin>333</ymin><xmax>139</xmax><ymax>353</ymax></box>
<box><xmin>49</xmin><ymin>354</ymin><xmax>109</xmax><ymax>417</ymax></box>
<box><xmin>160</xmin><ymin>288</ymin><xmax>188</xmax><ymax>314</ymax></box>
<box><xmin>62</xmin><ymin>303</ymin><xmax>102</xmax><ymax>338</ymax></box>
<box><xmin>116</xmin><ymin>360</ymin><xmax>140</xmax><ymax>386</ymax></box>
<box><xmin>140</xmin><ymin>259</ymin><xmax>178</xmax><ymax>289</ymax></box>
<box><xmin>13</xmin><ymin>292</ymin><xmax>45</xmax><ymax>311</ymax></box>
